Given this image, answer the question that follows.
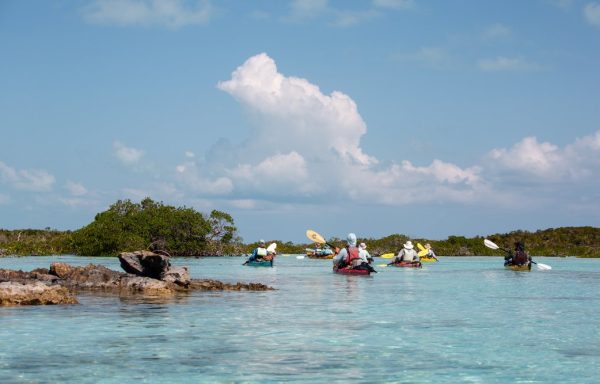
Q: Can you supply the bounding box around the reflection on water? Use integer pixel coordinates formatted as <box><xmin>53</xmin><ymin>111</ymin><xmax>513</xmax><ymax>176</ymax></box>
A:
<box><xmin>0</xmin><ymin>256</ymin><xmax>599</xmax><ymax>383</ymax></box>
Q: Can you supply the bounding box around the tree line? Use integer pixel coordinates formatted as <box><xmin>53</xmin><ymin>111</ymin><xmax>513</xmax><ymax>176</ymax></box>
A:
<box><xmin>0</xmin><ymin>198</ymin><xmax>598</xmax><ymax>257</ymax></box>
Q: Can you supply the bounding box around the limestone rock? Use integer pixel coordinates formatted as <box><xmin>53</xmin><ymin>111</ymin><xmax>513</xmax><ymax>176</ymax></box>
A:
<box><xmin>161</xmin><ymin>266</ymin><xmax>190</xmax><ymax>286</ymax></box>
<box><xmin>0</xmin><ymin>281</ymin><xmax>78</xmax><ymax>306</ymax></box>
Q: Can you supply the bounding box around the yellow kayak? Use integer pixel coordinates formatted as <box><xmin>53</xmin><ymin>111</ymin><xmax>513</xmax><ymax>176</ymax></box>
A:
<box><xmin>307</xmin><ymin>253</ymin><xmax>334</xmax><ymax>259</ymax></box>
<box><xmin>380</xmin><ymin>252</ymin><xmax>395</xmax><ymax>259</ymax></box>
<box><xmin>419</xmin><ymin>256</ymin><xmax>438</xmax><ymax>262</ymax></box>
<box><xmin>505</xmin><ymin>263</ymin><xmax>531</xmax><ymax>271</ymax></box>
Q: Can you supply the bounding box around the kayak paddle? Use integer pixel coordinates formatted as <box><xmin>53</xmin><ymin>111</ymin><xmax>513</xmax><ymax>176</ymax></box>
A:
<box><xmin>306</xmin><ymin>229</ymin><xmax>337</xmax><ymax>249</ymax></box>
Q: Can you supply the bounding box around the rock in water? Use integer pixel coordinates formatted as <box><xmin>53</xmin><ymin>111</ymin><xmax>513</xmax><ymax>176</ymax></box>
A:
<box><xmin>118</xmin><ymin>251</ymin><xmax>170</xmax><ymax>279</ymax></box>
<box><xmin>0</xmin><ymin>281</ymin><xmax>78</xmax><ymax>306</ymax></box>
<box><xmin>161</xmin><ymin>266</ymin><xmax>190</xmax><ymax>287</ymax></box>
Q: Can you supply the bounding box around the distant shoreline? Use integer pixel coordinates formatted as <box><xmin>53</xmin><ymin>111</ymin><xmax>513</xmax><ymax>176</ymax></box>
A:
<box><xmin>1</xmin><ymin>225</ymin><xmax>599</xmax><ymax>258</ymax></box>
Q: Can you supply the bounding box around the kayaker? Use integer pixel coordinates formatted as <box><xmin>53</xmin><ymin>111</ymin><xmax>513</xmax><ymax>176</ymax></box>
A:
<box><xmin>359</xmin><ymin>242</ymin><xmax>374</xmax><ymax>263</ymax></box>
<box><xmin>333</xmin><ymin>234</ymin><xmax>367</xmax><ymax>267</ymax></box>
<box><xmin>423</xmin><ymin>243</ymin><xmax>439</xmax><ymax>261</ymax></box>
<box><xmin>244</xmin><ymin>239</ymin><xmax>268</xmax><ymax>264</ymax></box>
<box><xmin>333</xmin><ymin>233</ymin><xmax>358</xmax><ymax>268</ymax></box>
<box><xmin>390</xmin><ymin>240</ymin><xmax>419</xmax><ymax>265</ymax></box>
<box><xmin>333</xmin><ymin>234</ymin><xmax>376</xmax><ymax>273</ymax></box>
<box><xmin>504</xmin><ymin>241</ymin><xmax>531</xmax><ymax>267</ymax></box>
<box><xmin>321</xmin><ymin>245</ymin><xmax>334</xmax><ymax>256</ymax></box>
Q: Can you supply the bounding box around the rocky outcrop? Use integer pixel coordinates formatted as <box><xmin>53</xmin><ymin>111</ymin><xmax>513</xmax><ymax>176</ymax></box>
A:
<box><xmin>118</xmin><ymin>251</ymin><xmax>189</xmax><ymax>286</ymax></box>
<box><xmin>0</xmin><ymin>260</ymin><xmax>272</xmax><ymax>306</ymax></box>
<box><xmin>118</xmin><ymin>251</ymin><xmax>169</xmax><ymax>279</ymax></box>
<box><xmin>0</xmin><ymin>281</ymin><xmax>78</xmax><ymax>305</ymax></box>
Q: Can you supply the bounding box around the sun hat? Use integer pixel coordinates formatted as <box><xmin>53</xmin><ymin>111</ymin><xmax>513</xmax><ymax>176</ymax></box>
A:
<box><xmin>425</xmin><ymin>243</ymin><xmax>431</xmax><ymax>249</ymax></box>
<box><xmin>359</xmin><ymin>242</ymin><xmax>367</xmax><ymax>249</ymax></box>
<box><xmin>403</xmin><ymin>240</ymin><xmax>414</xmax><ymax>250</ymax></box>
<box><xmin>346</xmin><ymin>233</ymin><xmax>357</xmax><ymax>246</ymax></box>
<box><xmin>259</xmin><ymin>239</ymin><xmax>265</xmax><ymax>246</ymax></box>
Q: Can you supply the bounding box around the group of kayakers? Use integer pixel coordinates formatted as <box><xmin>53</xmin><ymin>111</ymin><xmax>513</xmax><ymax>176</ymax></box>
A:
<box><xmin>244</xmin><ymin>233</ymin><xmax>533</xmax><ymax>272</ymax></box>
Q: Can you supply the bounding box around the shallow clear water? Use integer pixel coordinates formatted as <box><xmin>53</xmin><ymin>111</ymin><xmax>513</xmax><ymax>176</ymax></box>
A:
<box><xmin>1</xmin><ymin>255</ymin><xmax>599</xmax><ymax>383</ymax></box>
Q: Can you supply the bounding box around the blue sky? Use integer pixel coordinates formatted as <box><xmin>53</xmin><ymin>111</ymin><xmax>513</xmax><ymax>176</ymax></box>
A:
<box><xmin>1</xmin><ymin>0</ymin><xmax>599</xmax><ymax>243</ymax></box>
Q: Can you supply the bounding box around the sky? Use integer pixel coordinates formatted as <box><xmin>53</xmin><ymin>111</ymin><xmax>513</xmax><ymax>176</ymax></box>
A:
<box><xmin>1</xmin><ymin>0</ymin><xmax>599</xmax><ymax>243</ymax></box>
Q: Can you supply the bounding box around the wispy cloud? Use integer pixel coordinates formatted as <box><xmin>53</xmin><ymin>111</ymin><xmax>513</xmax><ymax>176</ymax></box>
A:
<box><xmin>584</xmin><ymin>2</ymin><xmax>600</xmax><ymax>26</ymax></box>
<box><xmin>286</xmin><ymin>0</ymin><xmax>328</xmax><ymax>22</ymax></box>
<box><xmin>0</xmin><ymin>161</ymin><xmax>55</xmax><ymax>192</ymax></box>
<box><xmin>478</xmin><ymin>56</ymin><xmax>541</xmax><ymax>72</ymax></box>
<box><xmin>482</xmin><ymin>23</ymin><xmax>512</xmax><ymax>40</ymax></box>
<box><xmin>113</xmin><ymin>141</ymin><xmax>144</xmax><ymax>166</ymax></box>
<box><xmin>65</xmin><ymin>181</ymin><xmax>88</xmax><ymax>196</ymax></box>
<box><xmin>393</xmin><ymin>46</ymin><xmax>452</xmax><ymax>69</ymax></box>
<box><xmin>82</xmin><ymin>0</ymin><xmax>214</xmax><ymax>28</ymax></box>
<box><xmin>283</xmin><ymin>0</ymin><xmax>410</xmax><ymax>26</ymax></box>
<box><xmin>548</xmin><ymin>0</ymin><xmax>575</xmax><ymax>9</ymax></box>
<box><xmin>373</xmin><ymin>0</ymin><xmax>415</xmax><ymax>10</ymax></box>
<box><xmin>330</xmin><ymin>9</ymin><xmax>379</xmax><ymax>27</ymax></box>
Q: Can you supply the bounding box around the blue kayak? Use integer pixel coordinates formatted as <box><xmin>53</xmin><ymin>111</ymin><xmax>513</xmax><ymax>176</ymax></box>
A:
<box><xmin>245</xmin><ymin>259</ymin><xmax>273</xmax><ymax>267</ymax></box>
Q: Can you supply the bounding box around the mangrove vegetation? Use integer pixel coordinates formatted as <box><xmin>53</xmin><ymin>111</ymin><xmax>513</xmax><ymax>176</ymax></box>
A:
<box><xmin>0</xmin><ymin>198</ymin><xmax>598</xmax><ymax>257</ymax></box>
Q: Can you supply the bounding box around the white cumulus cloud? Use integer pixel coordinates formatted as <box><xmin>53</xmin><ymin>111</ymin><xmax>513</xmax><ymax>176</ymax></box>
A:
<box><xmin>228</xmin><ymin>151</ymin><xmax>313</xmax><ymax>194</ymax></box>
<box><xmin>217</xmin><ymin>53</ymin><xmax>376</xmax><ymax>167</ymax></box>
<box><xmin>488</xmin><ymin>130</ymin><xmax>600</xmax><ymax>181</ymax></box>
<box><xmin>175</xmin><ymin>160</ymin><xmax>234</xmax><ymax>195</ymax></box>
<box><xmin>210</xmin><ymin>53</ymin><xmax>483</xmax><ymax>206</ymax></box>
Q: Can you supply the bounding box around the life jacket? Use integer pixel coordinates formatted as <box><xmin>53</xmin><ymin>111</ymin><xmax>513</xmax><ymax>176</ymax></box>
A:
<box><xmin>256</xmin><ymin>247</ymin><xmax>267</xmax><ymax>256</ymax></box>
<box><xmin>345</xmin><ymin>246</ymin><xmax>361</xmax><ymax>264</ymax></box>
<box><xmin>513</xmin><ymin>250</ymin><xmax>528</xmax><ymax>265</ymax></box>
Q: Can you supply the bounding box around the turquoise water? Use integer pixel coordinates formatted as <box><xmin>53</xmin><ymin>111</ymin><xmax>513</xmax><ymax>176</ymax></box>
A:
<box><xmin>1</xmin><ymin>255</ymin><xmax>599</xmax><ymax>383</ymax></box>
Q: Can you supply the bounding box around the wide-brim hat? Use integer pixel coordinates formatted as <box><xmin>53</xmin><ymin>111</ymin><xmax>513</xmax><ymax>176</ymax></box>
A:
<box><xmin>404</xmin><ymin>241</ymin><xmax>414</xmax><ymax>250</ymax></box>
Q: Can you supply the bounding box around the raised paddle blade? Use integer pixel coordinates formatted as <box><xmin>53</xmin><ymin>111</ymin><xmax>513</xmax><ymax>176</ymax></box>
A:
<box><xmin>484</xmin><ymin>239</ymin><xmax>500</xmax><ymax>250</ymax></box>
<box><xmin>267</xmin><ymin>243</ymin><xmax>277</xmax><ymax>253</ymax></box>
<box><xmin>417</xmin><ymin>243</ymin><xmax>426</xmax><ymax>252</ymax></box>
<box><xmin>536</xmin><ymin>263</ymin><xmax>552</xmax><ymax>270</ymax></box>
<box><xmin>306</xmin><ymin>229</ymin><xmax>326</xmax><ymax>244</ymax></box>
<box><xmin>417</xmin><ymin>249</ymin><xmax>429</xmax><ymax>257</ymax></box>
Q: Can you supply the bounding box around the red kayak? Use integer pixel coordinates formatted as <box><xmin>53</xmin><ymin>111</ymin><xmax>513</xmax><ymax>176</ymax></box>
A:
<box><xmin>333</xmin><ymin>266</ymin><xmax>371</xmax><ymax>275</ymax></box>
<box><xmin>390</xmin><ymin>261</ymin><xmax>422</xmax><ymax>268</ymax></box>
